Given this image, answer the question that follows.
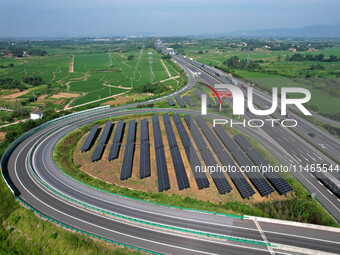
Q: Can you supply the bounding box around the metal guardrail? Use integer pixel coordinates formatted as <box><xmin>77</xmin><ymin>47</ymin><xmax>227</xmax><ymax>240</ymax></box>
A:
<box><xmin>0</xmin><ymin>105</ymin><xmax>110</xmax><ymax>195</ymax></box>
<box><xmin>16</xmin><ymin>197</ymin><xmax>161</xmax><ymax>255</ymax></box>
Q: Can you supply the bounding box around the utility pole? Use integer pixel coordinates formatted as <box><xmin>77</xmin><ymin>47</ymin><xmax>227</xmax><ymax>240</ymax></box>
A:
<box><xmin>108</xmin><ymin>48</ymin><xmax>113</xmax><ymax>67</ymax></box>
<box><xmin>246</xmin><ymin>45</ymin><xmax>250</xmax><ymax>67</ymax></box>
<box><xmin>149</xmin><ymin>52</ymin><xmax>153</xmax><ymax>84</ymax></box>
<box><xmin>109</xmin><ymin>86</ymin><xmax>111</xmax><ymax>96</ymax></box>
<box><xmin>130</xmin><ymin>77</ymin><xmax>133</xmax><ymax>88</ymax></box>
<box><xmin>32</xmin><ymin>92</ymin><xmax>38</xmax><ymax>110</ymax></box>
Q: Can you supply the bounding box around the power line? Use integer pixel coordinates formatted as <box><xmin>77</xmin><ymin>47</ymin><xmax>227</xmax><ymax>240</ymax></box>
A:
<box><xmin>149</xmin><ymin>52</ymin><xmax>153</xmax><ymax>84</ymax></box>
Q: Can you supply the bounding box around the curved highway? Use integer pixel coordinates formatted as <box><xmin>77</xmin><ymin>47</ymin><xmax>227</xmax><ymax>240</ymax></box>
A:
<box><xmin>2</xmin><ymin>42</ymin><xmax>340</xmax><ymax>254</ymax></box>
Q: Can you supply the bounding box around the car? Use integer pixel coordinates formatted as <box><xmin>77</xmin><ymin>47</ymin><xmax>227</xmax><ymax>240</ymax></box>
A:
<box><xmin>275</xmin><ymin>122</ymin><xmax>280</xmax><ymax>127</ymax></box>
<box><xmin>318</xmin><ymin>144</ymin><xmax>326</xmax><ymax>149</ymax></box>
<box><xmin>308</xmin><ymin>133</ymin><xmax>316</xmax><ymax>138</ymax></box>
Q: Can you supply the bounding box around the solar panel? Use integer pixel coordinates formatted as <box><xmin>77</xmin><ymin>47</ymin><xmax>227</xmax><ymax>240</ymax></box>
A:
<box><xmin>168</xmin><ymin>98</ymin><xmax>175</xmax><ymax>106</ymax></box>
<box><xmin>139</xmin><ymin>118</ymin><xmax>150</xmax><ymax>179</ymax></box>
<box><xmin>152</xmin><ymin>115</ymin><xmax>164</xmax><ymax>149</ymax></box>
<box><xmin>108</xmin><ymin>120</ymin><xmax>125</xmax><ymax>160</ymax></box>
<box><xmin>234</xmin><ymin>134</ymin><xmax>252</xmax><ymax>151</ymax></box>
<box><xmin>195</xmin><ymin>116</ymin><xmax>224</xmax><ymax>153</ymax></box>
<box><xmin>246</xmin><ymin>149</ymin><xmax>293</xmax><ymax>195</ymax></box>
<box><xmin>163</xmin><ymin>114</ymin><xmax>189</xmax><ymax>190</ymax></box>
<box><xmin>120</xmin><ymin>120</ymin><xmax>136</xmax><ymax>180</ymax></box>
<box><xmin>183</xmin><ymin>115</ymin><xmax>207</xmax><ymax>151</ymax></box>
<box><xmin>216</xmin><ymin>150</ymin><xmax>255</xmax><ymax>198</ymax></box>
<box><xmin>172</xmin><ymin>114</ymin><xmax>209</xmax><ymax>189</ymax></box>
<box><xmin>200</xmin><ymin>148</ymin><xmax>232</xmax><ymax>194</ymax></box>
<box><xmin>98</xmin><ymin>121</ymin><xmax>112</xmax><ymax>144</ymax></box>
<box><xmin>139</xmin><ymin>141</ymin><xmax>150</xmax><ymax>179</ymax></box>
<box><xmin>213</xmin><ymin>125</ymin><xmax>239</xmax><ymax>152</ymax></box>
<box><xmin>231</xmin><ymin>150</ymin><xmax>274</xmax><ymax>197</ymax></box>
<box><xmin>152</xmin><ymin>114</ymin><xmax>170</xmax><ymax>192</ymax></box>
<box><xmin>91</xmin><ymin>143</ymin><xmax>105</xmax><ymax>162</ymax></box>
<box><xmin>183</xmin><ymin>95</ymin><xmax>195</xmax><ymax>107</ymax></box>
<box><xmin>184</xmin><ymin>146</ymin><xmax>210</xmax><ymax>189</ymax></box>
<box><xmin>91</xmin><ymin>121</ymin><xmax>112</xmax><ymax>161</ymax></box>
<box><xmin>175</xmin><ymin>95</ymin><xmax>186</xmax><ymax>107</ymax></box>
<box><xmin>81</xmin><ymin>125</ymin><xmax>99</xmax><ymax>152</ymax></box>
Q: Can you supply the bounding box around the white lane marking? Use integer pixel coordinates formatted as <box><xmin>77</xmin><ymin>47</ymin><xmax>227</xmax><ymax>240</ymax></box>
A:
<box><xmin>254</xmin><ymin>221</ymin><xmax>275</xmax><ymax>255</ymax></box>
<box><xmin>16</xmin><ymin>142</ymin><xmax>219</xmax><ymax>255</ymax></box>
<box><xmin>318</xmin><ymin>181</ymin><xmax>324</xmax><ymax>186</ymax></box>
<box><xmin>327</xmin><ymin>189</ymin><xmax>333</xmax><ymax>195</ymax></box>
<box><xmin>33</xmin><ymin>124</ymin><xmax>340</xmax><ymax>246</ymax></box>
<box><xmin>16</xmin><ymin>144</ymin><xmax>282</xmax><ymax>255</ymax></box>
<box><xmin>296</xmin><ymin>171</ymin><xmax>340</xmax><ymax>213</ymax></box>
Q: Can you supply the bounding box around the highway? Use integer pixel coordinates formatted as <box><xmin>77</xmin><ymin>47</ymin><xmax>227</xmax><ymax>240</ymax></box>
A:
<box><xmin>168</xmin><ymin>52</ymin><xmax>340</xmax><ymax>222</ymax></box>
<box><xmin>1</xmin><ymin>40</ymin><xmax>340</xmax><ymax>254</ymax></box>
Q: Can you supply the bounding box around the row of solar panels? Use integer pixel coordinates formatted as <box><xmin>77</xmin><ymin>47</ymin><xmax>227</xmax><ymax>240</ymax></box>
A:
<box><xmin>163</xmin><ymin>114</ymin><xmax>190</xmax><ymax>190</ymax></box>
<box><xmin>168</xmin><ymin>95</ymin><xmax>195</xmax><ymax>107</ymax></box>
<box><xmin>81</xmin><ymin>114</ymin><xmax>292</xmax><ymax>196</ymax></box>
<box><xmin>152</xmin><ymin>115</ymin><xmax>171</xmax><ymax>192</ymax></box>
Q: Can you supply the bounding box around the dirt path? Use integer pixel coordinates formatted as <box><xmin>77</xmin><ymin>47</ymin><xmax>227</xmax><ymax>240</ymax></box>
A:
<box><xmin>69</xmin><ymin>55</ymin><xmax>74</xmax><ymax>73</ymax></box>
<box><xmin>158</xmin><ymin>76</ymin><xmax>180</xmax><ymax>83</ymax></box>
<box><xmin>65</xmin><ymin>91</ymin><xmax>128</xmax><ymax>110</ymax></box>
<box><xmin>103</xmin><ymin>83</ymin><xmax>133</xmax><ymax>90</ymax></box>
<box><xmin>160</xmin><ymin>59</ymin><xmax>171</xmax><ymax>78</ymax></box>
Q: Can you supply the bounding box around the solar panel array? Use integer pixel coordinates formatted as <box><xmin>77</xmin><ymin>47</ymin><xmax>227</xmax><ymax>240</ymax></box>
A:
<box><xmin>173</xmin><ymin>114</ymin><xmax>209</xmax><ymax>190</ymax></box>
<box><xmin>91</xmin><ymin>121</ymin><xmax>112</xmax><ymax>162</ymax></box>
<box><xmin>139</xmin><ymin>118</ymin><xmax>150</xmax><ymax>179</ymax></box>
<box><xmin>231</xmin><ymin>150</ymin><xmax>274</xmax><ymax>197</ymax></box>
<box><xmin>201</xmin><ymin>148</ymin><xmax>232</xmax><ymax>194</ymax></box>
<box><xmin>108</xmin><ymin>120</ymin><xmax>125</xmax><ymax>161</ymax></box>
<box><xmin>195</xmin><ymin>116</ymin><xmax>255</xmax><ymax>198</ymax></box>
<box><xmin>120</xmin><ymin>120</ymin><xmax>136</xmax><ymax>180</ymax></box>
<box><xmin>217</xmin><ymin>150</ymin><xmax>255</xmax><ymax>198</ymax></box>
<box><xmin>195</xmin><ymin>116</ymin><xmax>224</xmax><ymax>153</ymax></box>
<box><xmin>184</xmin><ymin>115</ymin><xmax>232</xmax><ymax>194</ymax></box>
<box><xmin>175</xmin><ymin>95</ymin><xmax>186</xmax><ymax>107</ymax></box>
<box><xmin>183</xmin><ymin>95</ymin><xmax>195</xmax><ymax>107</ymax></box>
<box><xmin>81</xmin><ymin>125</ymin><xmax>99</xmax><ymax>152</ymax></box>
<box><xmin>213</xmin><ymin>125</ymin><xmax>239</xmax><ymax>152</ymax></box>
<box><xmin>195</xmin><ymin>90</ymin><xmax>212</xmax><ymax>106</ymax></box>
<box><xmin>183</xmin><ymin>115</ymin><xmax>207</xmax><ymax>151</ymax></box>
<box><xmin>246</xmin><ymin>149</ymin><xmax>293</xmax><ymax>195</ymax></box>
<box><xmin>163</xmin><ymin>114</ymin><xmax>190</xmax><ymax>190</ymax></box>
<box><xmin>168</xmin><ymin>98</ymin><xmax>175</xmax><ymax>106</ymax></box>
<box><xmin>234</xmin><ymin>134</ymin><xmax>252</xmax><ymax>151</ymax></box>
<box><xmin>152</xmin><ymin>115</ymin><xmax>170</xmax><ymax>192</ymax></box>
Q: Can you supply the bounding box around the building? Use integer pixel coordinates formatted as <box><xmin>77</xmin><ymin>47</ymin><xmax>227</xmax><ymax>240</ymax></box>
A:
<box><xmin>30</xmin><ymin>110</ymin><xmax>43</xmax><ymax>120</ymax></box>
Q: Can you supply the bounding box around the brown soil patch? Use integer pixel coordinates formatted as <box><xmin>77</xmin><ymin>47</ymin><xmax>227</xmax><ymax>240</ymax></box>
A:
<box><xmin>37</xmin><ymin>95</ymin><xmax>47</xmax><ymax>102</ymax></box>
<box><xmin>0</xmin><ymin>132</ymin><xmax>6</xmax><ymax>143</ymax></box>
<box><xmin>51</xmin><ymin>93</ymin><xmax>80</xmax><ymax>99</ymax></box>
<box><xmin>105</xmin><ymin>96</ymin><xmax>132</xmax><ymax>106</ymax></box>
<box><xmin>0</xmin><ymin>90</ymin><xmax>30</xmax><ymax>99</ymax></box>
<box><xmin>74</xmin><ymin>115</ymin><xmax>288</xmax><ymax>206</ymax></box>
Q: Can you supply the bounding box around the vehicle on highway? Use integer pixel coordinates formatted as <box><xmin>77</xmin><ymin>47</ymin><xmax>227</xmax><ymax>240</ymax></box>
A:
<box><xmin>318</xmin><ymin>143</ymin><xmax>326</xmax><ymax>149</ymax></box>
<box><xmin>308</xmin><ymin>133</ymin><xmax>316</xmax><ymax>138</ymax></box>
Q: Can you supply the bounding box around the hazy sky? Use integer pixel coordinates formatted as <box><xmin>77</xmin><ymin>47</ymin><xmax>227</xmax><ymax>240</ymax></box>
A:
<box><xmin>0</xmin><ymin>0</ymin><xmax>339</xmax><ymax>37</ymax></box>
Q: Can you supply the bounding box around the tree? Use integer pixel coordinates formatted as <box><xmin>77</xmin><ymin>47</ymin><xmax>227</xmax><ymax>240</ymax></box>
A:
<box><xmin>277</xmin><ymin>55</ymin><xmax>282</xmax><ymax>62</ymax></box>
<box><xmin>285</xmin><ymin>55</ymin><xmax>289</xmax><ymax>62</ymax></box>
<box><xmin>127</xmin><ymin>55</ymin><xmax>134</xmax><ymax>61</ymax></box>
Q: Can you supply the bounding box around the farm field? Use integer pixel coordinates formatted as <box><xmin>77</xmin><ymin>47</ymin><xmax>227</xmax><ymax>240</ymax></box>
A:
<box><xmin>171</xmin><ymin>39</ymin><xmax>340</xmax><ymax>117</ymax></box>
<box><xmin>0</xmin><ymin>39</ymin><xmax>184</xmax><ymax>123</ymax></box>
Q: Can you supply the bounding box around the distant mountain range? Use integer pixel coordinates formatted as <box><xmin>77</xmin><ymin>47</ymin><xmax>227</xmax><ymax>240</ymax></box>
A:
<box><xmin>227</xmin><ymin>24</ymin><xmax>340</xmax><ymax>38</ymax></box>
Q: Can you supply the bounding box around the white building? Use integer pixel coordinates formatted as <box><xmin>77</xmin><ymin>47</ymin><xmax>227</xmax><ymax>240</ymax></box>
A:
<box><xmin>30</xmin><ymin>110</ymin><xmax>43</xmax><ymax>120</ymax></box>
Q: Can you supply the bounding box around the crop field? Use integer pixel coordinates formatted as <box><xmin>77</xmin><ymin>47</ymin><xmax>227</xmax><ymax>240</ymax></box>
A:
<box><xmin>0</xmin><ymin>40</ymin><xmax>184</xmax><ymax>120</ymax></box>
<box><xmin>171</xmin><ymin>40</ymin><xmax>340</xmax><ymax>116</ymax></box>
